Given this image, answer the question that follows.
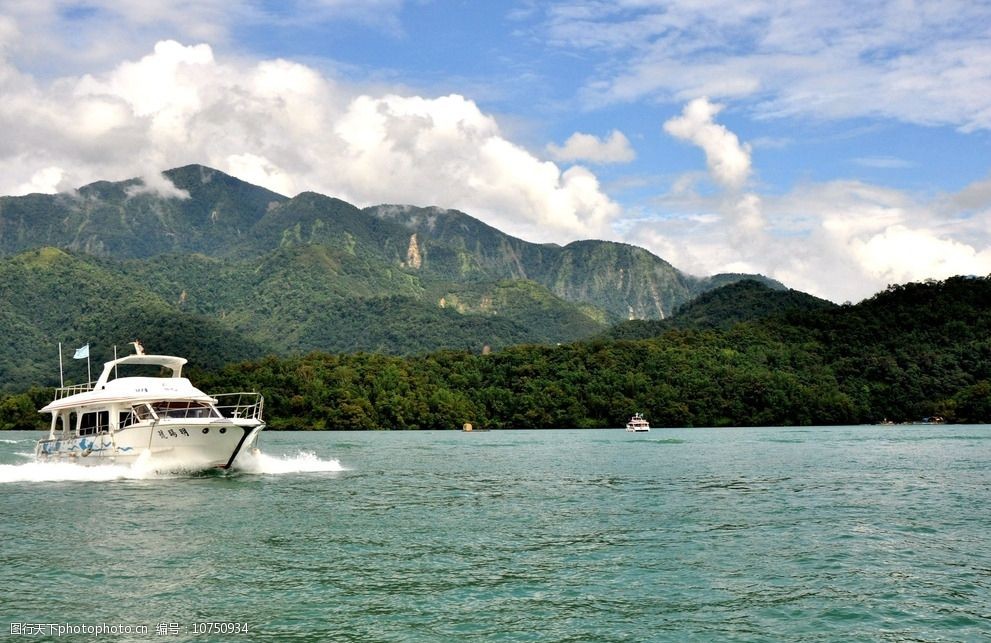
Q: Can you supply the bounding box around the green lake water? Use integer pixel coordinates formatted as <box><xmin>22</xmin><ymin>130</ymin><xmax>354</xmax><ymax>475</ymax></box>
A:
<box><xmin>1</xmin><ymin>426</ymin><xmax>989</xmax><ymax>641</ymax></box>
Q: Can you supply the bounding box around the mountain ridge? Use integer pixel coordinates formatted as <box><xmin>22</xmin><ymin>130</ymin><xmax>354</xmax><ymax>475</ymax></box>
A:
<box><xmin>0</xmin><ymin>165</ymin><xmax>794</xmax><ymax>391</ymax></box>
<box><xmin>0</xmin><ymin>164</ymin><xmax>784</xmax><ymax>318</ymax></box>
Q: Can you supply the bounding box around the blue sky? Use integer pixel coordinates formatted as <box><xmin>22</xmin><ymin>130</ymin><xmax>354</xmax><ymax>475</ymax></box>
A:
<box><xmin>1</xmin><ymin>1</ymin><xmax>990</xmax><ymax>302</ymax></box>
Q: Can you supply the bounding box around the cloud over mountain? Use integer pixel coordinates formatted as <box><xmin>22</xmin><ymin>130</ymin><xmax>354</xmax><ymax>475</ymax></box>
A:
<box><xmin>0</xmin><ymin>40</ymin><xmax>619</xmax><ymax>243</ymax></box>
<box><xmin>641</xmin><ymin>97</ymin><xmax>991</xmax><ymax>302</ymax></box>
<box><xmin>1</xmin><ymin>2</ymin><xmax>989</xmax><ymax>305</ymax></box>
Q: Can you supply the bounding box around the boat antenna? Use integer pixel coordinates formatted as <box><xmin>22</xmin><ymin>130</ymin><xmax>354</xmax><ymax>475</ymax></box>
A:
<box><xmin>58</xmin><ymin>342</ymin><xmax>64</xmax><ymax>388</ymax></box>
<box><xmin>113</xmin><ymin>344</ymin><xmax>118</xmax><ymax>380</ymax></box>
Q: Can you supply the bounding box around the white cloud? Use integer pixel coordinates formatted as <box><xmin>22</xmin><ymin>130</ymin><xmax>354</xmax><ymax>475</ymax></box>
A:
<box><xmin>663</xmin><ymin>98</ymin><xmax>751</xmax><ymax>190</ymax></box>
<box><xmin>328</xmin><ymin>92</ymin><xmax>619</xmax><ymax>238</ymax></box>
<box><xmin>295</xmin><ymin>0</ymin><xmax>407</xmax><ymax>34</ymax></box>
<box><xmin>630</xmin><ymin>178</ymin><xmax>991</xmax><ymax>303</ymax></box>
<box><xmin>0</xmin><ymin>1</ymin><xmax>409</xmax><ymax>74</ymax></box>
<box><xmin>0</xmin><ymin>40</ymin><xmax>619</xmax><ymax>243</ymax></box>
<box><xmin>3</xmin><ymin>3</ymin><xmax>989</xmax><ymax>305</ymax></box>
<box><xmin>851</xmin><ymin>225</ymin><xmax>991</xmax><ymax>285</ymax></box>
<box><xmin>12</xmin><ymin>166</ymin><xmax>68</xmax><ymax>196</ymax></box>
<box><xmin>545</xmin><ymin>1</ymin><xmax>991</xmax><ymax>131</ymax></box>
<box><xmin>951</xmin><ymin>172</ymin><xmax>991</xmax><ymax>212</ymax></box>
<box><xmin>225</xmin><ymin>153</ymin><xmax>298</xmax><ymax>198</ymax></box>
<box><xmin>546</xmin><ymin>130</ymin><xmax>635</xmax><ymax>164</ymax></box>
<box><xmin>625</xmin><ymin>102</ymin><xmax>991</xmax><ymax>302</ymax></box>
<box><xmin>853</xmin><ymin>156</ymin><xmax>915</xmax><ymax>169</ymax></box>
<box><xmin>125</xmin><ymin>172</ymin><xmax>191</xmax><ymax>200</ymax></box>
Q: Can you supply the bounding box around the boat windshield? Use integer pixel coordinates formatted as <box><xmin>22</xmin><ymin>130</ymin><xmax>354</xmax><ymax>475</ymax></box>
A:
<box><xmin>105</xmin><ymin>363</ymin><xmax>175</xmax><ymax>382</ymax></box>
<box><xmin>150</xmin><ymin>401</ymin><xmax>220</xmax><ymax>419</ymax></box>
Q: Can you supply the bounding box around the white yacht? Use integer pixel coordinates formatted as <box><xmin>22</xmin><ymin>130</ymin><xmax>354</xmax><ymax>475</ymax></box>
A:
<box><xmin>35</xmin><ymin>348</ymin><xmax>265</xmax><ymax>470</ymax></box>
<box><xmin>625</xmin><ymin>413</ymin><xmax>650</xmax><ymax>432</ymax></box>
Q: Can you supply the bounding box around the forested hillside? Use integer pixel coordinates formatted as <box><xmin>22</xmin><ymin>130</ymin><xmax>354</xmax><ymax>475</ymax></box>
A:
<box><xmin>200</xmin><ymin>276</ymin><xmax>991</xmax><ymax>429</ymax></box>
<box><xmin>4</xmin><ymin>276</ymin><xmax>989</xmax><ymax>430</ymax></box>
<box><xmin>0</xmin><ymin>165</ymin><xmax>778</xmax><ymax>390</ymax></box>
<box><xmin>603</xmin><ymin>279</ymin><xmax>837</xmax><ymax>338</ymax></box>
<box><xmin>0</xmin><ymin>165</ymin><xmax>779</xmax><ymax>323</ymax></box>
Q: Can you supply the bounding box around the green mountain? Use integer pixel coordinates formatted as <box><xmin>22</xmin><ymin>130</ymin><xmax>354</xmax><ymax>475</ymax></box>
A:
<box><xmin>0</xmin><ymin>165</ymin><xmax>788</xmax><ymax>391</ymax></box>
<box><xmin>0</xmin><ymin>248</ymin><xmax>268</xmax><ymax>389</ymax></box>
<box><xmin>0</xmin><ymin>165</ymin><xmax>286</xmax><ymax>258</ymax></box>
<box><xmin>0</xmin><ymin>245</ymin><xmax>608</xmax><ymax>391</ymax></box>
<box><xmin>0</xmin><ymin>165</ymin><xmax>781</xmax><ymax>316</ymax></box>
<box><xmin>603</xmin><ymin>279</ymin><xmax>837</xmax><ymax>339</ymax></box>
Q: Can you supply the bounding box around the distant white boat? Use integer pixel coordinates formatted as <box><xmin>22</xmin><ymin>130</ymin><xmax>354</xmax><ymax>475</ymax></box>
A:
<box><xmin>35</xmin><ymin>347</ymin><xmax>264</xmax><ymax>470</ymax></box>
<box><xmin>625</xmin><ymin>413</ymin><xmax>650</xmax><ymax>432</ymax></box>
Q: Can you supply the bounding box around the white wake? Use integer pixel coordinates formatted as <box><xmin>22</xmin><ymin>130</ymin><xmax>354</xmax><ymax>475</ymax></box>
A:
<box><xmin>0</xmin><ymin>450</ymin><xmax>163</xmax><ymax>483</ymax></box>
<box><xmin>0</xmin><ymin>447</ymin><xmax>344</xmax><ymax>482</ymax></box>
<box><xmin>233</xmin><ymin>449</ymin><xmax>346</xmax><ymax>475</ymax></box>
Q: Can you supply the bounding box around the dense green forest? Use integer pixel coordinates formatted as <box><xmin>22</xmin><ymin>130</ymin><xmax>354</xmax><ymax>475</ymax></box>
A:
<box><xmin>4</xmin><ymin>276</ymin><xmax>990</xmax><ymax>430</ymax></box>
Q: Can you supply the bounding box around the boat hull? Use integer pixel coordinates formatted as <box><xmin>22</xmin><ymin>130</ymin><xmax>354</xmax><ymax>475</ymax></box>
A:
<box><xmin>35</xmin><ymin>420</ymin><xmax>264</xmax><ymax>470</ymax></box>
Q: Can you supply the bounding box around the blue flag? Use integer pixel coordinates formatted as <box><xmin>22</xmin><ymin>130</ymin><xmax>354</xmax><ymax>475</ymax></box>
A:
<box><xmin>73</xmin><ymin>344</ymin><xmax>89</xmax><ymax>359</ymax></box>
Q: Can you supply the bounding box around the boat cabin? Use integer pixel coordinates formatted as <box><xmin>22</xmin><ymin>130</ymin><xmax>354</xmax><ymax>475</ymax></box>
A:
<box><xmin>41</xmin><ymin>354</ymin><xmax>220</xmax><ymax>441</ymax></box>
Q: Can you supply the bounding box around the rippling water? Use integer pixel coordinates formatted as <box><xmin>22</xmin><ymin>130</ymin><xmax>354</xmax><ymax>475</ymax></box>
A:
<box><xmin>1</xmin><ymin>426</ymin><xmax>989</xmax><ymax>641</ymax></box>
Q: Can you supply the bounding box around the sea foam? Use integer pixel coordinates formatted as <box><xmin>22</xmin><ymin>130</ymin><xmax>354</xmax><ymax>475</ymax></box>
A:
<box><xmin>0</xmin><ymin>457</ymin><xmax>162</xmax><ymax>483</ymax></box>
<box><xmin>233</xmin><ymin>449</ymin><xmax>345</xmax><ymax>475</ymax></box>
<box><xmin>0</xmin><ymin>447</ymin><xmax>344</xmax><ymax>483</ymax></box>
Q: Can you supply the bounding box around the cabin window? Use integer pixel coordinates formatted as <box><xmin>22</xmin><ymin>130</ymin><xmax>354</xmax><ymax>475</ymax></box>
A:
<box><xmin>121</xmin><ymin>404</ymin><xmax>155</xmax><ymax>427</ymax></box>
<box><xmin>78</xmin><ymin>411</ymin><xmax>110</xmax><ymax>435</ymax></box>
<box><xmin>132</xmin><ymin>404</ymin><xmax>155</xmax><ymax>421</ymax></box>
<box><xmin>150</xmin><ymin>401</ymin><xmax>217</xmax><ymax>419</ymax></box>
<box><xmin>79</xmin><ymin>412</ymin><xmax>97</xmax><ymax>436</ymax></box>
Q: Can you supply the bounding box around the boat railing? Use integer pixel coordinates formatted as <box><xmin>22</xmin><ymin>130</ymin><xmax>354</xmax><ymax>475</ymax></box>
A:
<box><xmin>212</xmin><ymin>392</ymin><xmax>265</xmax><ymax>421</ymax></box>
<box><xmin>54</xmin><ymin>382</ymin><xmax>95</xmax><ymax>399</ymax></box>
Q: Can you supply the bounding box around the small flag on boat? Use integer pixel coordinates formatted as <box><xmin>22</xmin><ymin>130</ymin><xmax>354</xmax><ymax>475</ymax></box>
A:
<box><xmin>73</xmin><ymin>344</ymin><xmax>90</xmax><ymax>359</ymax></box>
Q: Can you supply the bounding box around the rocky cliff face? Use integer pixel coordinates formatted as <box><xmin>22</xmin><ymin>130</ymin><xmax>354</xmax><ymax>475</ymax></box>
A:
<box><xmin>362</xmin><ymin>206</ymin><xmax>781</xmax><ymax>320</ymax></box>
